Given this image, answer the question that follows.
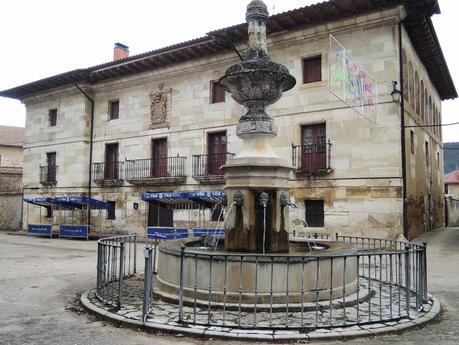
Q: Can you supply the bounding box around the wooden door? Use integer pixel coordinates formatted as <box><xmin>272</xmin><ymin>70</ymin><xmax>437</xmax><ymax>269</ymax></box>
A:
<box><xmin>148</xmin><ymin>201</ymin><xmax>173</xmax><ymax>227</ymax></box>
<box><xmin>46</xmin><ymin>152</ymin><xmax>56</xmax><ymax>182</ymax></box>
<box><xmin>105</xmin><ymin>143</ymin><xmax>119</xmax><ymax>179</ymax></box>
<box><xmin>152</xmin><ymin>138</ymin><xmax>167</xmax><ymax>177</ymax></box>
<box><xmin>301</xmin><ymin>124</ymin><xmax>326</xmax><ymax>173</ymax></box>
<box><xmin>207</xmin><ymin>131</ymin><xmax>227</xmax><ymax>175</ymax></box>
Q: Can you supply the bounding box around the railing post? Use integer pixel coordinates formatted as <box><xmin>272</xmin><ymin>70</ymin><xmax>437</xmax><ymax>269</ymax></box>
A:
<box><xmin>142</xmin><ymin>247</ymin><xmax>152</xmax><ymax>322</ymax></box>
<box><xmin>178</xmin><ymin>244</ymin><xmax>186</xmax><ymax>322</ymax></box>
<box><xmin>404</xmin><ymin>244</ymin><xmax>411</xmax><ymax>318</ymax></box>
<box><xmin>96</xmin><ymin>242</ymin><xmax>101</xmax><ymax>294</ymax></box>
<box><xmin>133</xmin><ymin>234</ymin><xmax>137</xmax><ymax>274</ymax></box>
<box><xmin>118</xmin><ymin>242</ymin><xmax>126</xmax><ymax>309</ymax></box>
<box><xmin>422</xmin><ymin>241</ymin><xmax>428</xmax><ymax>301</ymax></box>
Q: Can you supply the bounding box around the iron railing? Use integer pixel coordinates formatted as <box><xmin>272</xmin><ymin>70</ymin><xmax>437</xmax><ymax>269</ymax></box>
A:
<box><xmin>125</xmin><ymin>156</ymin><xmax>186</xmax><ymax>180</ymax></box>
<box><xmin>141</xmin><ymin>235</ymin><xmax>428</xmax><ymax>329</ymax></box>
<box><xmin>192</xmin><ymin>153</ymin><xmax>234</xmax><ymax>181</ymax></box>
<box><xmin>93</xmin><ymin>162</ymin><xmax>124</xmax><ymax>181</ymax></box>
<box><xmin>39</xmin><ymin>165</ymin><xmax>57</xmax><ymax>184</ymax></box>
<box><xmin>292</xmin><ymin>141</ymin><xmax>332</xmax><ymax>176</ymax></box>
<box><xmin>95</xmin><ymin>235</ymin><xmax>137</xmax><ymax>309</ymax></box>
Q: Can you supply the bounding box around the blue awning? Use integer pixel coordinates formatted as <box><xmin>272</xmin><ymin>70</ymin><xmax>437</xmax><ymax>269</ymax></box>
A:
<box><xmin>54</xmin><ymin>196</ymin><xmax>114</xmax><ymax>210</ymax></box>
<box><xmin>24</xmin><ymin>197</ymin><xmax>70</xmax><ymax>208</ymax></box>
<box><xmin>141</xmin><ymin>191</ymin><xmax>226</xmax><ymax>205</ymax></box>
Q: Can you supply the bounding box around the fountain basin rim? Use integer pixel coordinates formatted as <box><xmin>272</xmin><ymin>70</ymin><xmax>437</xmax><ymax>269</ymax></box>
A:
<box><xmin>158</xmin><ymin>239</ymin><xmax>358</xmax><ymax>258</ymax></box>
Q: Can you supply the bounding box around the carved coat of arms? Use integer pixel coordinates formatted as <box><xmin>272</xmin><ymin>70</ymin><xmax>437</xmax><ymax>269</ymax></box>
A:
<box><xmin>149</xmin><ymin>91</ymin><xmax>170</xmax><ymax>128</ymax></box>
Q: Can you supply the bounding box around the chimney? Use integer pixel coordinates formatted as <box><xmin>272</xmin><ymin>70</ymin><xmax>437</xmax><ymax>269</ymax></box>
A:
<box><xmin>114</xmin><ymin>42</ymin><xmax>129</xmax><ymax>61</ymax></box>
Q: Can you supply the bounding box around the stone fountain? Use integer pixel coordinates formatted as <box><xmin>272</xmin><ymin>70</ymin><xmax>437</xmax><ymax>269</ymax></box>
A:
<box><xmin>219</xmin><ymin>0</ymin><xmax>296</xmax><ymax>253</ymax></box>
<box><xmin>155</xmin><ymin>0</ymin><xmax>357</xmax><ymax>306</ymax></box>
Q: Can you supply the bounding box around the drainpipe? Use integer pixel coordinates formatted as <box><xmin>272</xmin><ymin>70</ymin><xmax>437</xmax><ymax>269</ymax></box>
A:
<box><xmin>73</xmin><ymin>84</ymin><xmax>95</xmax><ymax>230</ymax></box>
<box><xmin>398</xmin><ymin>22</ymin><xmax>408</xmax><ymax>239</ymax></box>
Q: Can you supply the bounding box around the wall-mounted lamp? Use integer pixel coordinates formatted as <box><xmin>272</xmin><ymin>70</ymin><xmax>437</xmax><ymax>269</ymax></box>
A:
<box><xmin>391</xmin><ymin>81</ymin><xmax>402</xmax><ymax>103</ymax></box>
<box><xmin>133</xmin><ymin>202</ymin><xmax>139</xmax><ymax>210</ymax></box>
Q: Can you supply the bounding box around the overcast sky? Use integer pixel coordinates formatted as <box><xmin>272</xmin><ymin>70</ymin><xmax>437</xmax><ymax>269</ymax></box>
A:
<box><xmin>0</xmin><ymin>0</ymin><xmax>457</xmax><ymax>142</ymax></box>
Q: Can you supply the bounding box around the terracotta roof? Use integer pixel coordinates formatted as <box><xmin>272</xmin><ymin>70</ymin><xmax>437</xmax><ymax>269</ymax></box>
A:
<box><xmin>0</xmin><ymin>0</ymin><xmax>456</xmax><ymax>100</ymax></box>
<box><xmin>0</xmin><ymin>125</ymin><xmax>24</xmax><ymax>147</ymax></box>
<box><xmin>445</xmin><ymin>170</ymin><xmax>459</xmax><ymax>184</ymax></box>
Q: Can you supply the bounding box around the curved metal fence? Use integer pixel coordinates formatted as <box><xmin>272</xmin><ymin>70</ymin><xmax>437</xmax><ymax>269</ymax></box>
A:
<box><xmin>96</xmin><ymin>235</ymin><xmax>137</xmax><ymax>309</ymax></box>
<box><xmin>94</xmin><ymin>233</ymin><xmax>428</xmax><ymax>330</ymax></box>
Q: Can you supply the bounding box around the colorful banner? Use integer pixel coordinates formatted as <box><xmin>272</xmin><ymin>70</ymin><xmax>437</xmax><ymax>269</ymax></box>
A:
<box><xmin>329</xmin><ymin>34</ymin><xmax>378</xmax><ymax>123</ymax></box>
<box><xmin>147</xmin><ymin>227</ymin><xmax>189</xmax><ymax>240</ymax></box>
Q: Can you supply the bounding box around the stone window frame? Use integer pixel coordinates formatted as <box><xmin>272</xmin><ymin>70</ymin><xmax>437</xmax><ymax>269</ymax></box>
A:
<box><xmin>48</xmin><ymin>108</ymin><xmax>57</xmax><ymax>127</ymax></box>
<box><xmin>108</xmin><ymin>99</ymin><xmax>120</xmax><ymax>120</ymax></box>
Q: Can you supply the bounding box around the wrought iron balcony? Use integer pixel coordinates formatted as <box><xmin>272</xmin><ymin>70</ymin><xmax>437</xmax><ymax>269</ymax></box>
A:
<box><xmin>93</xmin><ymin>162</ymin><xmax>124</xmax><ymax>186</ymax></box>
<box><xmin>292</xmin><ymin>141</ymin><xmax>332</xmax><ymax>176</ymax></box>
<box><xmin>192</xmin><ymin>153</ymin><xmax>234</xmax><ymax>184</ymax></box>
<box><xmin>39</xmin><ymin>165</ymin><xmax>57</xmax><ymax>185</ymax></box>
<box><xmin>125</xmin><ymin>156</ymin><xmax>187</xmax><ymax>185</ymax></box>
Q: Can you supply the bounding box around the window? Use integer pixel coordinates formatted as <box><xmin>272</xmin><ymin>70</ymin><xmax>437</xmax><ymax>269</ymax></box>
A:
<box><xmin>415</xmin><ymin>72</ymin><xmax>420</xmax><ymax>114</ymax></box>
<box><xmin>302</xmin><ymin>56</ymin><xmax>321</xmax><ymax>84</ymax></box>
<box><xmin>46</xmin><ymin>152</ymin><xmax>57</xmax><ymax>182</ymax></box>
<box><xmin>105</xmin><ymin>143</ymin><xmax>119</xmax><ymax>179</ymax></box>
<box><xmin>409</xmin><ymin>62</ymin><xmax>414</xmax><ymax>106</ymax></box>
<box><xmin>410</xmin><ymin>130</ymin><xmax>415</xmax><ymax>155</ymax></box>
<box><xmin>49</xmin><ymin>109</ymin><xmax>57</xmax><ymax>126</ymax></box>
<box><xmin>207</xmin><ymin>131</ymin><xmax>227</xmax><ymax>175</ymax></box>
<box><xmin>151</xmin><ymin>138</ymin><xmax>168</xmax><ymax>177</ymax></box>
<box><xmin>425</xmin><ymin>141</ymin><xmax>430</xmax><ymax>166</ymax></box>
<box><xmin>402</xmin><ymin>50</ymin><xmax>408</xmax><ymax>101</ymax></box>
<box><xmin>109</xmin><ymin>100</ymin><xmax>119</xmax><ymax>120</ymax></box>
<box><xmin>420</xmin><ymin>81</ymin><xmax>425</xmax><ymax>120</ymax></box>
<box><xmin>300</xmin><ymin>124</ymin><xmax>327</xmax><ymax>173</ymax></box>
<box><xmin>211</xmin><ymin>81</ymin><xmax>225</xmax><ymax>103</ymax></box>
<box><xmin>437</xmin><ymin>152</ymin><xmax>440</xmax><ymax>169</ymax></box>
<box><xmin>107</xmin><ymin>201</ymin><xmax>116</xmax><ymax>220</ymax></box>
<box><xmin>304</xmin><ymin>200</ymin><xmax>324</xmax><ymax>227</ymax></box>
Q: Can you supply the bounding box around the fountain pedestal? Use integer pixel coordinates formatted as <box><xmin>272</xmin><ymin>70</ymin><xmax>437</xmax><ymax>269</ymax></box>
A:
<box><xmin>223</xmin><ymin>133</ymin><xmax>292</xmax><ymax>253</ymax></box>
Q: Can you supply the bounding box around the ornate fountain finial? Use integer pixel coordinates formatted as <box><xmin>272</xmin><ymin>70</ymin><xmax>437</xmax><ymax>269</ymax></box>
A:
<box><xmin>246</xmin><ymin>0</ymin><xmax>269</xmax><ymax>56</ymax></box>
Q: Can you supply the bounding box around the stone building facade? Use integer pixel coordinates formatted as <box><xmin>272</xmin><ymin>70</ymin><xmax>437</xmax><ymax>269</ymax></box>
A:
<box><xmin>0</xmin><ymin>125</ymin><xmax>24</xmax><ymax>231</ymax></box>
<box><xmin>1</xmin><ymin>0</ymin><xmax>456</xmax><ymax>239</ymax></box>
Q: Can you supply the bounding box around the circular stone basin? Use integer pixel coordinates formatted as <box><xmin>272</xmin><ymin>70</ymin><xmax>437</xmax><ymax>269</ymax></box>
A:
<box><xmin>155</xmin><ymin>239</ymin><xmax>358</xmax><ymax>307</ymax></box>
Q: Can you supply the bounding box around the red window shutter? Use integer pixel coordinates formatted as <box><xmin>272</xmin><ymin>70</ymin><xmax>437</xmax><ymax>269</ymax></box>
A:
<box><xmin>303</xmin><ymin>56</ymin><xmax>322</xmax><ymax>84</ymax></box>
<box><xmin>212</xmin><ymin>82</ymin><xmax>225</xmax><ymax>103</ymax></box>
<box><xmin>110</xmin><ymin>100</ymin><xmax>119</xmax><ymax>119</ymax></box>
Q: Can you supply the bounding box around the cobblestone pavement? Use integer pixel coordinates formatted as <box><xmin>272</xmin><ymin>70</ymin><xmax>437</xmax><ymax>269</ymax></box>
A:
<box><xmin>0</xmin><ymin>229</ymin><xmax>458</xmax><ymax>344</ymax></box>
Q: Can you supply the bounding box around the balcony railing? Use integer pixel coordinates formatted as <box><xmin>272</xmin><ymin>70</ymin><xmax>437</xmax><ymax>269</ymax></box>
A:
<box><xmin>39</xmin><ymin>165</ymin><xmax>57</xmax><ymax>185</ymax></box>
<box><xmin>93</xmin><ymin>162</ymin><xmax>124</xmax><ymax>185</ymax></box>
<box><xmin>292</xmin><ymin>141</ymin><xmax>332</xmax><ymax>176</ymax></box>
<box><xmin>192</xmin><ymin>153</ymin><xmax>234</xmax><ymax>184</ymax></box>
<box><xmin>125</xmin><ymin>156</ymin><xmax>186</xmax><ymax>185</ymax></box>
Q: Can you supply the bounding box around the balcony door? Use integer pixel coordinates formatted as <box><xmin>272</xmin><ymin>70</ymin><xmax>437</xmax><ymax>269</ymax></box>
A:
<box><xmin>301</xmin><ymin>124</ymin><xmax>326</xmax><ymax>172</ymax></box>
<box><xmin>207</xmin><ymin>131</ymin><xmax>227</xmax><ymax>175</ymax></box>
<box><xmin>151</xmin><ymin>138</ymin><xmax>167</xmax><ymax>177</ymax></box>
<box><xmin>46</xmin><ymin>152</ymin><xmax>56</xmax><ymax>182</ymax></box>
<box><xmin>105</xmin><ymin>143</ymin><xmax>119</xmax><ymax>179</ymax></box>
